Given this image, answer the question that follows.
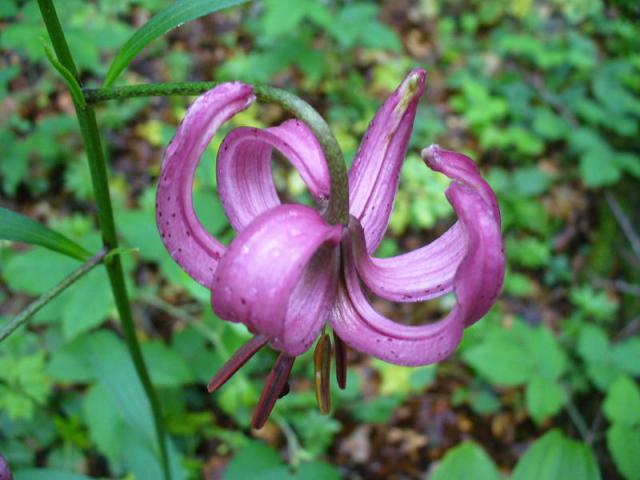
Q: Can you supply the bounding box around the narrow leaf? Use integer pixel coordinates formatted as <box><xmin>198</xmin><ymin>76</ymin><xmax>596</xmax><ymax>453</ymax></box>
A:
<box><xmin>0</xmin><ymin>207</ymin><xmax>91</xmax><ymax>261</ymax></box>
<box><xmin>104</xmin><ymin>0</ymin><xmax>251</xmax><ymax>87</ymax></box>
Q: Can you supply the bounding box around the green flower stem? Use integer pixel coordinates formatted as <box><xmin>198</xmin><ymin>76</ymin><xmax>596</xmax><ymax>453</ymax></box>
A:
<box><xmin>256</xmin><ymin>85</ymin><xmax>349</xmax><ymax>226</ymax></box>
<box><xmin>0</xmin><ymin>249</ymin><xmax>106</xmax><ymax>343</ymax></box>
<box><xmin>85</xmin><ymin>82</ymin><xmax>350</xmax><ymax>225</ymax></box>
<box><xmin>37</xmin><ymin>2</ymin><xmax>171</xmax><ymax>479</ymax></box>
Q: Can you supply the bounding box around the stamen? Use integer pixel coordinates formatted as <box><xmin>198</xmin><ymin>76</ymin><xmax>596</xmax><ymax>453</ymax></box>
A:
<box><xmin>314</xmin><ymin>334</ymin><xmax>332</xmax><ymax>415</ymax></box>
<box><xmin>252</xmin><ymin>353</ymin><xmax>295</xmax><ymax>429</ymax></box>
<box><xmin>333</xmin><ymin>332</ymin><xmax>348</xmax><ymax>389</ymax></box>
<box><xmin>278</xmin><ymin>382</ymin><xmax>291</xmax><ymax>399</ymax></box>
<box><xmin>207</xmin><ymin>334</ymin><xmax>268</xmax><ymax>393</ymax></box>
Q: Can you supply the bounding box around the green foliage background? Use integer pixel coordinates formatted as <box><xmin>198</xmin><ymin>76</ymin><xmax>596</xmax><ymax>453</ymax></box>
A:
<box><xmin>1</xmin><ymin>0</ymin><xmax>639</xmax><ymax>479</ymax></box>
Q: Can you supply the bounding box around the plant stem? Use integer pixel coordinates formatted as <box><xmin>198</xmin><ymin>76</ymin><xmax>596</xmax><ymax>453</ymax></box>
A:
<box><xmin>257</xmin><ymin>85</ymin><xmax>349</xmax><ymax>225</ymax></box>
<box><xmin>0</xmin><ymin>249</ymin><xmax>106</xmax><ymax>342</ymax></box>
<box><xmin>36</xmin><ymin>0</ymin><xmax>79</xmax><ymax>79</ymax></box>
<box><xmin>564</xmin><ymin>395</ymin><xmax>592</xmax><ymax>444</ymax></box>
<box><xmin>606</xmin><ymin>190</ymin><xmax>640</xmax><ymax>262</ymax></box>
<box><xmin>85</xmin><ymin>82</ymin><xmax>350</xmax><ymax>225</ymax></box>
<box><xmin>37</xmin><ymin>2</ymin><xmax>171</xmax><ymax>479</ymax></box>
<box><xmin>84</xmin><ymin>82</ymin><xmax>219</xmax><ymax>102</ymax></box>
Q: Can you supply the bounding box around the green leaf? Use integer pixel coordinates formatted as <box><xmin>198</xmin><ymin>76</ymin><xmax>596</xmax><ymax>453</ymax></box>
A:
<box><xmin>46</xmin><ymin>338</ymin><xmax>94</xmax><ymax>383</ymax></box>
<box><xmin>61</xmin><ymin>268</ymin><xmax>113</xmax><ymax>340</ymax></box>
<box><xmin>577</xmin><ymin>325</ymin><xmax>625</xmax><ymax>391</ymax></box>
<box><xmin>603</xmin><ymin>376</ymin><xmax>640</xmax><ymax>426</ymax></box>
<box><xmin>290</xmin><ymin>411</ymin><xmax>341</xmax><ymax>457</ymax></box>
<box><xmin>607</xmin><ymin>424</ymin><xmax>640</xmax><ymax>480</ymax></box>
<box><xmin>525</xmin><ymin>376</ymin><xmax>565</xmax><ymax>424</ymax></box>
<box><xmin>82</xmin><ymin>384</ymin><xmax>123</xmax><ymax>464</ymax></box>
<box><xmin>142</xmin><ymin>340</ymin><xmax>194</xmax><ymax>387</ymax></box>
<box><xmin>260</xmin><ymin>0</ymin><xmax>330</xmax><ymax>38</ymax></box>
<box><xmin>3</xmin><ymin>237</ymin><xmax>113</xmax><ymax>339</ymax></box>
<box><xmin>463</xmin><ymin>321</ymin><xmax>565</xmax><ymax>387</ymax></box>
<box><xmin>371</xmin><ymin>359</ymin><xmax>436</xmax><ymax>395</ymax></box>
<box><xmin>612</xmin><ymin>339</ymin><xmax>640</xmax><ymax>376</ymax></box>
<box><xmin>75</xmin><ymin>331</ymin><xmax>185</xmax><ymax>479</ymax></box>
<box><xmin>104</xmin><ymin>0</ymin><xmax>250</xmax><ymax>87</ymax></box>
<box><xmin>0</xmin><ymin>348</ymin><xmax>50</xmax><ymax>420</ymax></box>
<box><xmin>570</xmin><ymin>285</ymin><xmax>618</xmax><ymax>321</ymax></box>
<box><xmin>431</xmin><ymin>442</ymin><xmax>501</xmax><ymax>480</ymax></box>
<box><xmin>118</xmin><ymin>209</ymin><xmax>166</xmax><ymax>262</ymax></box>
<box><xmin>193</xmin><ymin>189</ymin><xmax>230</xmax><ymax>236</ymax></box>
<box><xmin>512</xmin><ymin>430</ymin><xmax>601</xmax><ymax>480</ymax></box>
<box><xmin>76</xmin><ymin>331</ymin><xmax>155</xmax><ymax>444</ymax></box>
<box><xmin>223</xmin><ymin>441</ymin><xmax>283</xmax><ymax>480</ymax></box>
<box><xmin>223</xmin><ymin>441</ymin><xmax>341</xmax><ymax>480</ymax></box>
<box><xmin>463</xmin><ymin>325</ymin><xmax>532</xmax><ymax>386</ymax></box>
<box><xmin>0</xmin><ymin>207</ymin><xmax>90</xmax><ymax>261</ymax></box>
<box><xmin>287</xmin><ymin>462</ymin><xmax>341</xmax><ymax>480</ymax></box>
<box><xmin>13</xmin><ymin>470</ymin><xmax>93</xmax><ymax>480</ymax></box>
<box><xmin>506</xmin><ymin>236</ymin><xmax>551</xmax><ymax>268</ymax></box>
<box><xmin>353</xmin><ymin>395</ymin><xmax>404</xmax><ymax>424</ymax></box>
<box><xmin>171</xmin><ymin>325</ymin><xmax>224</xmax><ymax>383</ymax></box>
<box><xmin>528</xmin><ymin>327</ymin><xmax>567</xmax><ymax>380</ymax></box>
<box><xmin>512</xmin><ymin>166</ymin><xmax>551</xmax><ymax>197</ymax></box>
<box><xmin>3</xmin><ymin>248</ymin><xmax>77</xmax><ymax>296</ymax></box>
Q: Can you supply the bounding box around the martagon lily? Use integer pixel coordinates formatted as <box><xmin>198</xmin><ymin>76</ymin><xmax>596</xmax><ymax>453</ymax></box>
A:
<box><xmin>156</xmin><ymin>68</ymin><xmax>505</xmax><ymax>428</ymax></box>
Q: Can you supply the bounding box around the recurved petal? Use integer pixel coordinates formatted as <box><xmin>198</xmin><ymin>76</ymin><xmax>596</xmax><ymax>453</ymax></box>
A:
<box><xmin>352</xmin><ymin>144</ymin><xmax>502</xmax><ymax>303</ymax></box>
<box><xmin>422</xmin><ymin>145</ymin><xmax>501</xmax><ymax>222</ymax></box>
<box><xmin>348</xmin><ymin>68</ymin><xmax>426</xmax><ymax>253</ymax></box>
<box><xmin>211</xmin><ymin>204</ymin><xmax>342</xmax><ymax>356</ymax></box>
<box><xmin>217</xmin><ymin>119</ymin><xmax>330</xmax><ymax>231</ymax></box>
<box><xmin>157</xmin><ymin>83</ymin><xmax>255</xmax><ymax>287</ymax></box>
<box><xmin>331</xmin><ymin>182</ymin><xmax>505</xmax><ymax>366</ymax></box>
<box><xmin>350</xmin><ymin>220</ymin><xmax>465</xmax><ymax>302</ymax></box>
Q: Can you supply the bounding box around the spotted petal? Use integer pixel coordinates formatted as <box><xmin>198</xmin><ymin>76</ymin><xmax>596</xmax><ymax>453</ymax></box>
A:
<box><xmin>350</xmin><ymin>220</ymin><xmax>465</xmax><ymax>302</ymax></box>
<box><xmin>348</xmin><ymin>68</ymin><xmax>426</xmax><ymax>253</ymax></box>
<box><xmin>351</xmin><ymin>144</ymin><xmax>501</xmax><ymax>303</ymax></box>
<box><xmin>331</xmin><ymin>182</ymin><xmax>505</xmax><ymax>366</ymax></box>
<box><xmin>156</xmin><ymin>83</ymin><xmax>255</xmax><ymax>287</ymax></box>
<box><xmin>217</xmin><ymin>120</ymin><xmax>330</xmax><ymax>231</ymax></box>
<box><xmin>211</xmin><ymin>204</ymin><xmax>342</xmax><ymax>356</ymax></box>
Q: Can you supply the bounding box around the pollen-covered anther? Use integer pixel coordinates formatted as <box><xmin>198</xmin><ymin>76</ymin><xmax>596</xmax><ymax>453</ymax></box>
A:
<box><xmin>314</xmin><ymin>333</ymin><xmax>333</xmax><ymax>415</ymax></box>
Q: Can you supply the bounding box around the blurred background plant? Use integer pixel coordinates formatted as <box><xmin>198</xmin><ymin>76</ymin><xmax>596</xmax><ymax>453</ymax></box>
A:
<box><xmin>0</xmin><ymin>0</ymin><xmax>639</xmax><ymax>479</ymax></box>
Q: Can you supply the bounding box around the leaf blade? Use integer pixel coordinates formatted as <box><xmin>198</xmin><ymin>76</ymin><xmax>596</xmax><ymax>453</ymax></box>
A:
<box><xmin>431</xmin><ymin>442</ymin><xmax>502</xmax><ymax>480</ymax></box>
<box><xmin>0</xmin><ymin>207</ymin><xmax>91</xmax><ymax>261</ymax></box>
<box><xmin>104</xmin><ymin>0</ymin><xmax>251</xmax><ymax>87</ymax></box>
<box><xmin>513</xmin><ymin>430</ymin><xmax>601</xmax><ymax>480</ymax></box>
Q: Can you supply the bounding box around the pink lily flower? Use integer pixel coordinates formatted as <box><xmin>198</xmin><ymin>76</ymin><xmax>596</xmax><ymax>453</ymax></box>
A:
<box><xmin>156</xmin><ymin>68</ymin><xmax>505</xmax><ymax>428</ymax></box>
